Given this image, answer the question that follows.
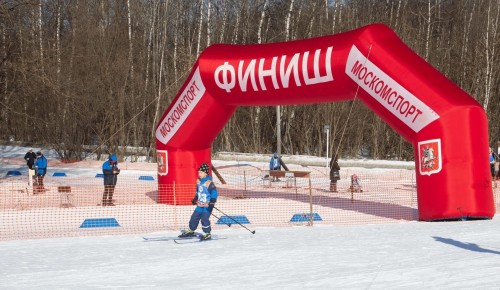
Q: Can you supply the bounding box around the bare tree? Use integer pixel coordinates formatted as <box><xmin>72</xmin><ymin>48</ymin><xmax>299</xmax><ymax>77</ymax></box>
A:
<box><xmin>196</xmin><ymin>0</ymin><xmax>204</xmax><ymax>56</ymax></box>
<box><xmin>482</xmin><ymin>0</ymin><xmax>499</xmax><ymax>112</ymax></box>
<box><xmin>150</xmin><ymin>0</ymin><xmax>170</xmax><ymax>155</ymax></box>
<box><xmin>127</xmin><ymin>0</ymin><xmax>134</xmax><ymax>80</ymax></box>
<box><xmin>1</xmin><ymin>0</ymin><xmax>499</xmax><ymax>161</ymax></box>
<box><xmin>38</xmin><ymin>0</ymin><xmax>44</xmax><ymax>87</ymax></box>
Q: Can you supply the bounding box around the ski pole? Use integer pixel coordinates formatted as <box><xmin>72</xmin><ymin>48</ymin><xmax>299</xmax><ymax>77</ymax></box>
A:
<box><xmin>213</xmin><ymin>206</ymin><xmax>256</xmax><ymax>234</ymax></box>
<box><xmin>211</xmin><ymin>213</ymin><xmax>231</xmax><ymax>227</ymax></box>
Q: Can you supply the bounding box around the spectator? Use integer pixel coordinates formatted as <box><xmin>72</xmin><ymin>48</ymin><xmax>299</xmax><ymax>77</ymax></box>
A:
<box><xmin>178</xmin><ymin>163</ymin><xmax>218</xmax><ymax>241</ymax></box>
<box><xmin>490</xmin><ymin>147</ymin><xmax>498</xmax><ymax>187</ymax></box>
<box><xmin>102</xmin><ymin>154</ymin><xmax>120</xmax><ymax>206</ymax></box>
<box><xmin>269</xmin><ymin>152</ymin><xmax>282</xmax><ymax>181</ymax></box>
<box><xmin>329</xmin><ymin>157</ymin><xmax>340</xmax><ymax>192</ymax></box>
<box><xmin>33</xmin><ymin>151</ymin><xmax>48</xmax><ymax>194</ymax></box>
<box><xmin>24</xmin><ymin>149</ymin><xmax>37</xmax><ymax>169</ymax></box>
<box><xmin>489</xmin><ymin>147</ymin><xmax>497</xmax><ymax>179</ymax></box>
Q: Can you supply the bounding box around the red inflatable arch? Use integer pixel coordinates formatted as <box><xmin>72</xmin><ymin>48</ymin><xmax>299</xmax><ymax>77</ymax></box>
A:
<box><xmin>155</xmin><ymin>23</ymin><xmax>494</xmax><ymax>221</ymax></box>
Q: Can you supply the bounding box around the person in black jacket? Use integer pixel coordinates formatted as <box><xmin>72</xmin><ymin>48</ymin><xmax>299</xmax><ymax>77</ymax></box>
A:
<box><xmin>102</xmin><ymin>154</ymin><xmax>120</xmax><ymax>206</ymax></box>
<box><xmin>24</xmin><ymin>149</ymin><xmax>37</xmax><ymax>169</ymax></box>
<box><xmin>329</xmin><ymin>157</ymin><xmax>340</xmax><ymax>192</ymax></box>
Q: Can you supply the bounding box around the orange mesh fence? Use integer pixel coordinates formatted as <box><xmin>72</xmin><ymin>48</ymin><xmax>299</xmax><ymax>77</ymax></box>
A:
<box><xmin>1</xmin><ymin>164</ymin><xmax>499</xmax><ymax>240</ymax></box>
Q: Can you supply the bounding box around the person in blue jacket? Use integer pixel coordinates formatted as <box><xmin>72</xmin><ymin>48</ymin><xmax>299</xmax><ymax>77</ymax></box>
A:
<box><xmin>33</xmin><ymin>151</ymin><xmax>48</xmax><ymax>193</ymax></box>
<box><xmin>178</xmin><ymin>163</ymin><xmax>218</xmax><ymax>241</ymax></box>
<box><xmin>489</xmin><ymin>147</ymin><xmax>497</xmax><ymax>178</ymax></box>
<box><xmin>102</xmin><ymin>154</ymin><xmax>120</xmax><ymax>206</ymax></box>
<box><xmin>269</xmin><ymin>152</ymin><xmax>282</xmax><ymax>181</ymax></box>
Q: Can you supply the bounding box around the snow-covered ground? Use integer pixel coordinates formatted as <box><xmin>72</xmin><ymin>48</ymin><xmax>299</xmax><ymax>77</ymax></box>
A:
<box><xmin>1</xmin><ymin>219</ymin><xmax>499</xmax><ymax>289</ymax></box>
<box><xmin>1</xmin><ymin>145</ymin><xmax>499</xmax><ymax>289</ymax></box>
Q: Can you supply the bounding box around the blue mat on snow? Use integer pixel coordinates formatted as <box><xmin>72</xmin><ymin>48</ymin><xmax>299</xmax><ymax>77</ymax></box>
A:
<box><xmin>6</xmin><ymin>170</ymin><xmax>22</xmax><ymax>176</ymax></box>
<box><xmin>80</xmin><ymin>218</ymin><xmax>120</xmax><ymax>228</ymax></box>
<box><xmin>216</xmin><ymin>215</ymin><xmax>250</xmax><ymax>225</ymax></box>
<box><xmin>290</xmin><ymin>213</ymin><xmax>322</xmax><ymax>222</ymax></box>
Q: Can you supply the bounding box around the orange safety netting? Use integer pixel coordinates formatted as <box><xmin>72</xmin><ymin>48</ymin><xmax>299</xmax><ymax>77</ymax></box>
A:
<box><xmin>1</xmin><ymin>164</ymin><xmax>499</xmax><ymax>240</ymax></box>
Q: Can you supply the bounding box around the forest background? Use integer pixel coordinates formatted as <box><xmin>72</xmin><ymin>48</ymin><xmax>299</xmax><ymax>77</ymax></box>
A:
<box><xmin>0</xmin><ymin>0</ymin><xmax>499</xmax><ymax>162</ymax></box>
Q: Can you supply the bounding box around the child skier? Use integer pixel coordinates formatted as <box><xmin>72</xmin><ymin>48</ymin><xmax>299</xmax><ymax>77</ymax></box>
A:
<box><xmin>178</xmin><ymin>163</ymin><xmax>218</xmax><ymax>241</ymax></box>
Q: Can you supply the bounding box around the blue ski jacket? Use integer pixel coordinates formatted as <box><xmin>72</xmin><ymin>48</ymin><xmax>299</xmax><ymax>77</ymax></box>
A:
<box><xmin>269</xmin><ymin>153</ymin><xmax>281</xmax><ymax>170</ymax></box>
<box><xmin>193</xmin><ymin>176</ymin><xmax>218</xmax><ymax>213</ymax></box>
<box><xmin>34</xmin><ymin>156</ymin><xmax>48</xmax><ymax>175</ymax></box>
<box><xmin>102</xmin><ymin>155</ymin><xmax>119</xmax><ymax>185</ymax></box>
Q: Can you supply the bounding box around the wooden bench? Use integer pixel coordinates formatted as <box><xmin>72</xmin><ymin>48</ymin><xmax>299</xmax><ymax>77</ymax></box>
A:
<box><xmin>269</xmin><ymin>170</ymin><xmax>311</xmax><ymax>178</ymax></box>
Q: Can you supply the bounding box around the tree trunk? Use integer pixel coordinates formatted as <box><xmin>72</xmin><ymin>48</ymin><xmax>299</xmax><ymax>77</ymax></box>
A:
<box><xmin>150</xmin><ymin>1</ymin><xmax>170</xmax><ymax>155</ymax></box>
<box><xmin>482</xmin><ymin>0</ymin><xmax>499</xmax><ymax>112</ymax></box>
<box><xmin>196</xmin><ymin>0</ymin><xmax>204</xmax><ymax>57</ymax></box>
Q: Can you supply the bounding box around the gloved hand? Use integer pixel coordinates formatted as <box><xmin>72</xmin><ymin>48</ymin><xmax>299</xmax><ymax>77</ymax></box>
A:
<box><xmin>208</xmin><ymin>198</ymin><xmax>216</xmax><ymax>212</ymax></box>
<box><xmin>191</xmin><ymin>198</ymin><xmax>197</xmax><ymax>205</ymax></box>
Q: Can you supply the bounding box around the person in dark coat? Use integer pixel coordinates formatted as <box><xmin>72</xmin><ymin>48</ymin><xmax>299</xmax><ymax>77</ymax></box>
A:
<box><xmin>102</xmin><ymin>154</ymin><xmax>120</xmax><ymax>206</ymax></box>
<box><xmin>24</xmin><ymin>149</ymin><xmax>37</xmax><ymax>169</ymax></box>
<box><xmin>329</xmin><ymin>157</ymin><xmax>340</xmax><ymax>192</ymax></box>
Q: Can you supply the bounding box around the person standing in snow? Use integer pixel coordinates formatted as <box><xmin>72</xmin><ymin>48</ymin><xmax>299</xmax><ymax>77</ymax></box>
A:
<box><xmin>102</xmin><ymin>154</ymin><xmax>120</xmax><ymax>206</ymax></box>
<box><xmin>24</xmin><ymin>149</ymin><xmax>37</xmax><ymax>169</ymax></box>
<box><xmin>329</xmin><ymin>157</ymin><xmax>340</xmax><ymax>192</ymax></box>
<box><xmin>33</xmin><ymin>151</ymin><xmax>48</xmax><ymax>193</ymax></box>
<box><xmin>178</xmin><ymin>163</ymin><xmax>218</xmax><ymax>241</ymax></box>
<box><xmin>269</xmin><ymin>152</ymin><xmax>282</xmax><ymax>181</ymax></box>
<box><xmin>489</xmin><ymin>147</ymin><xmax>497</xmax><ymax>178</ymax></box>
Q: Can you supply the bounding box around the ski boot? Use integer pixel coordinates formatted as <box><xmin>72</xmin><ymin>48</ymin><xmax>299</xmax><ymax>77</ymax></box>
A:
<box><xmin>178</xmin><ymin>229</ymin><xmax>195</xmax><ymax>238</ymax></box>
<box><xmin>200</xmin><ymin>233</ymin><xmax>212</xmax><ymax>241</ymax></box>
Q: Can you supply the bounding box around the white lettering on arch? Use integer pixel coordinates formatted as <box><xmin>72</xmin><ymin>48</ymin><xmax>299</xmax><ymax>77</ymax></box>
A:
<box><xmin>346</xmin><ymin>45</ymin><xmax>439</xmax><ymax>133</ymax></box>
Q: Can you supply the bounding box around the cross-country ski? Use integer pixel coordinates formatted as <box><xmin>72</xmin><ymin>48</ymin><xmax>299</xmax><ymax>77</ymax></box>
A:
<box><xmin>173</xmin><ymin>235</ymin><xmax>227</xmax><ymax>244</ymax></box>
<box><xmin>142</xmin><ymin>236</ymin><xmax>196</xmax><ymax>242</ymax></box>
<box><xmin>143</xmin><ymin>231</ymin><xmax>227</xmax><ymax>243</ymax></box>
